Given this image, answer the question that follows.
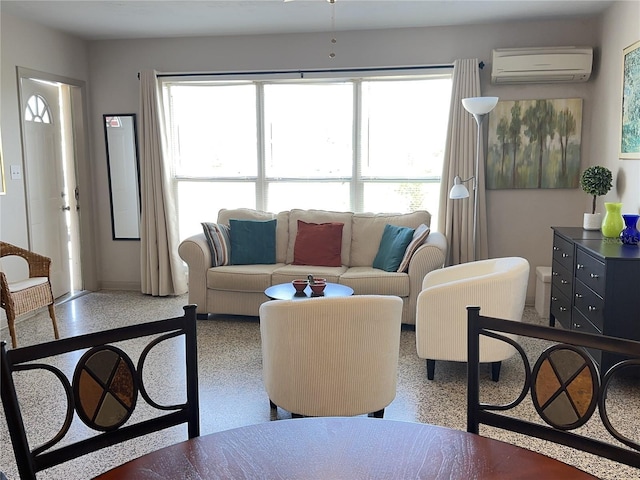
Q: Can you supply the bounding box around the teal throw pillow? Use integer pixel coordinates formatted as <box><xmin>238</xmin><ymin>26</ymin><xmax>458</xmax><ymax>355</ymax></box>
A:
<box><xmin>229</xmin><ymin>219</ymin><xmax>277</xmax><ymax>265</ymax></box>
<box><xmin>373</xmin><ymin>224</ymin><xmax>415</xmax><ymax>272</ymax></box>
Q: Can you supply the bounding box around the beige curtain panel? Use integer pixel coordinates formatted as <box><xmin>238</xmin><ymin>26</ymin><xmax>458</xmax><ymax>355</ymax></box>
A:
<box><xmin>138</xmin><ymin>69</ymin><xmax>187</xmax><ymax>296</ymax></box>
<box><xmin>438</xmin><ymin>59</ymin><xmax>488</xmax><ymax>265</ymax></box>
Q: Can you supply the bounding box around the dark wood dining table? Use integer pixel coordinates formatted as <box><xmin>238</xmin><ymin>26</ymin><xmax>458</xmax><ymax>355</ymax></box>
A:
<box><xmin>94</xmin><ymin>417</ymin><xmax>597</xmax><ymax>479</ymax></box>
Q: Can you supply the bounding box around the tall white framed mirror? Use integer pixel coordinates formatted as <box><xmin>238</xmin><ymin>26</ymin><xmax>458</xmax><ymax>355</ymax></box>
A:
<box><xmin>104</xmin><ymin>114</ymin><xmax>140</xmax><ymax>240</ymax></box>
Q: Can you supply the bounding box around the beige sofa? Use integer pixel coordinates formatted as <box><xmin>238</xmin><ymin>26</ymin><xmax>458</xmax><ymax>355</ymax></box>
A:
<box><xmin>178</xmin><ymin>208</ymin><xmax>447</xmax><ymax>325</ymax></box>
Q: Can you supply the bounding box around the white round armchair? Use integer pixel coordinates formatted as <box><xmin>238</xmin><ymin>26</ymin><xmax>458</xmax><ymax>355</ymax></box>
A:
<box><xmin>415</xmin><ymin>257</ymin><xmax>530</xmax><ymax>381</ymax></box>
<box><xmin>259</xmin><ymin>295</ymin><xmax>403</xmax><ymax>418</ymax></box>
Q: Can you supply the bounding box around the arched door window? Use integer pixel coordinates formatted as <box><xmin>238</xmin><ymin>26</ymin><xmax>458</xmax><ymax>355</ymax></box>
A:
<box><xmin>25</xmin><ymin>94</ymin><xmax>52</xmax><ymax>123</ymax></box>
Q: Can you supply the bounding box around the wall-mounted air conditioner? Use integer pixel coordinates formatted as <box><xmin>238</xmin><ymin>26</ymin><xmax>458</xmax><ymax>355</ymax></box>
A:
<box><xmin>491</xmin><ymin>46</ymin><xmax>593</xmax><ymax>84</ymax></box>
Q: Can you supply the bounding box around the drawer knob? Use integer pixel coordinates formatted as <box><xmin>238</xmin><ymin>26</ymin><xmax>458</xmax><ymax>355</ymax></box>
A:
<box><xmin>574</xmin><ymin>323</ymin><xmax>582</xmax><ymax>329</ymax></box>
<box><xmin>590</xmin><ymin>273</ymin><xmax>599</xmax><ymax>279</ymax></box>
<box><xmin>560</xmin><ymin>306</ymin><xmax>568</xmax><ymax>312</ymax></box>
<box><xmin>552</xmin><ymin>271</ymin><xmax>559</xmax><ymax>276</ymax></box>
<box><xmin>575</xmin><ymin>293</ymin><xmax>583</xmax><ymax>298</ymax></box>
<box><xmin>551</xmin><ymin>296</ymin><xmax>557</xmax><ymax>302</ymax></box>
<box><xmin>553</xmin><ymin>246</ymin><xmax>560</xmax><ymax>251</ymax></box>
<box><xmin>588</xmin><ymin>305</ymin><xmax>597</xmax><ymax>312</ymax></box>
<box><xmin>576</xmin><ymin>263</ymin><xmax>584</xmax><ymax>269</ymax></box>
<box><xmin>562</xmin><ymin>253</ymin><xmax>569</xmax><ymax>258</ymax></box>
<box><xmin>561</xmin><ymin>280</ymin><xmax>568</xmax><ymax>284</ymax></box>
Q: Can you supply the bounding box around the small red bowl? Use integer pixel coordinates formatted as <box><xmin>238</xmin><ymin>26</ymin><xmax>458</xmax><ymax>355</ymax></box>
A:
<box><xmin>292</xmin><ymin>279</ymin><xmax>308</xmax><ymax>293</ymax></box>
<box><xmin>310</xmin><ymin>282</ymin><xmax>326</xmax><ymax>295</ymax></box>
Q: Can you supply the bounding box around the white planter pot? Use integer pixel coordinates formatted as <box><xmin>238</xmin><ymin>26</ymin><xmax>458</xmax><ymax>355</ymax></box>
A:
<box><xmin>583</xmin><ymin>213</ymin><xmax>602</xmax><ymax>230</ymax></box>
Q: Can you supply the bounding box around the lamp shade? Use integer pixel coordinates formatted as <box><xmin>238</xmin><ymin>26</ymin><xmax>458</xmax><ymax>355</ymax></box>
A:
<box><xmin>449</xmin><ymin>176</ymin><xmax>470</xmax><ymax>199</ymax></box>
<box><xmin>462</xmin><ymin>97</ymin><xmax>499</xmax><ymax>115</ymax></box>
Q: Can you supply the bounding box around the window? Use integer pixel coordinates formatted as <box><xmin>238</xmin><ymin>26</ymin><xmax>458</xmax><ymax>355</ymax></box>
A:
<box><xmin>163</xmin><ymin>72</ymin><xmax>452</xmax><ymax>240</ymax></box>
<box><xmin>25</xmin><ymin>94</ymin><xmax>52</xmax><ymax>123</ymax></box>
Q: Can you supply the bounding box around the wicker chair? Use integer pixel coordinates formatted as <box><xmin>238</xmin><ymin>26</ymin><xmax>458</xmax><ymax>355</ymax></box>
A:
<box><xmin>0</xmin><ymin>242</ymin><xmax>59</xmax><ymax>348</ymax></box>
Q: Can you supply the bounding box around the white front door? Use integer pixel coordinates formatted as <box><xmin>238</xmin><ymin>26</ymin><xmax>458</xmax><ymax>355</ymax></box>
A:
<box><xmin>20</xmin><ymin>77</ymin><xmax>81</xmax><ymax>299</ymax></box>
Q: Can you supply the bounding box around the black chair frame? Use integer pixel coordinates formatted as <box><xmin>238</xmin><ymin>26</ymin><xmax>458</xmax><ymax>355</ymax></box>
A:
<box><xmin>467</xmin><ymin>306</ymin><xmax>640</xmax><ymax>469</ymax></box>
<box><xmin>1</xmin><ymin>304</ymin><xmax>199</xmax><ymax>479</ymax></box>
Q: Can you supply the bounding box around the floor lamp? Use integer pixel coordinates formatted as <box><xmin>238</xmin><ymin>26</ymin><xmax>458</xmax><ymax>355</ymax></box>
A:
<box><xmin>449</xmin><ymin>96</ymin><xmax>498</xmax><ymax>261</ymax></box>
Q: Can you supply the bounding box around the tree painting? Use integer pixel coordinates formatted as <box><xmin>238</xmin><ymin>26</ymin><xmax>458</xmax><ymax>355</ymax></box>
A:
<box><xmin>486</xmin><ymin>98</ymin><xmax>583</xmax><ymax>189</ymax></box>
<box><xmin>620</xmin><ymin>40</ymin><xmax>640</xmax><ymax>159</ymax></box>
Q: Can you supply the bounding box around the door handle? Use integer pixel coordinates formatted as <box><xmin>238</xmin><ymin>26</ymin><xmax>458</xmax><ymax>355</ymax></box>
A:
<box><xmin>61</xmin><ymin>206</ymin><xmax>71</xmax><ymax>211</ymax></box>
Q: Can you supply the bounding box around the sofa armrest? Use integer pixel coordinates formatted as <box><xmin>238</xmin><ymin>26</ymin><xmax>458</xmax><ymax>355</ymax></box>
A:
<box><xmin>178</xmin><ymin>233</ymin><xmax>211</xmax><ymax>314</ymax></box>
<box><xmin>404</xmin><ymin>231</ymin><xmax>447</xmax><ymax>324</ymax></box>
<box><xmin>407</xmin><ymin>231</ymin><xmax>447</xmax><ymax>277</ymax></box>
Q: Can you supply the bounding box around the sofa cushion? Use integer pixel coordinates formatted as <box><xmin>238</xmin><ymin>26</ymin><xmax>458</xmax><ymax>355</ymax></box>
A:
<box><xmin>229</xmin><ymin>219</ymin><xmax>277</xmax><ymax>265</ymax></box>
<box><xmin>373</xmin><ymin>224</ymin><xmax>415</xmax><ymax>272</ymax></box>
<box><xmin>339</xmin><ymin>267</ymin><xmax>410</xmax><ymax>297</ymax></box>
<box><xmin>207</xmin><ymin>264</ymin><xmax>284</xmax><ymax>292</ymax></box>
<box><xmin>286</xmin><ymin>210</ymin><xmax>353</xmax><ymax>265</ymax></box>
<box><xmin>272</xmin><ymin>265</ymin><xmax>347</xmax><ymax>285</ymax></box>
<box><xmin>293</xmin><ymin>220</ymin><xmax>344</xmax><ymax>267</ymax></box>
<box><xmin>350</xmin><ymin>211</ymin><xmax>431</xmax><ymax>267</ymax></box>
<box><xmin>217</xmin><ymin>208</ymin><xmax>289</xmax><ymax>264</ymax></box>
<box><xmin>397</xmin><ymin>224</ymin><xmax>430</xmax><ymax>273</ymax></box>
<box><xmin>201</xmin><ymin>222</ymin><xmax>231</xmax><ymax>266</ymax></box>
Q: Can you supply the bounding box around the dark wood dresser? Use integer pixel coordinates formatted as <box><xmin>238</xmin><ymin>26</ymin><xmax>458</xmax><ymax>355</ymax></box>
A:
<box><xmin>550</xmin><ymin>227</ymin><xmax>640</xmax><ymax>373</ymax></box>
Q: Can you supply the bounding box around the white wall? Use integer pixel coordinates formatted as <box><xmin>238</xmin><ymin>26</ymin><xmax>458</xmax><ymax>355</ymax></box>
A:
<box><xmin>0</xmin><ymin>12</ymin><xmax>98</xmax><ymax>328</ymax></box>
<box><xmin>3</xmin><ymin>4</ymin><xmax>639</xmax><ymax>303</ymax></box>
<box><xmin>1</xmin><ymin>13</ymin><xmax>91</xmax><ymax>245</ymax></box>
<box><xmin>87</xmin><ymin>18</ymin><xmax>601</xmax><ymax>300</ymax></box>
<box><xmin>593</xmin><ymin>1</ymin><xmax>640</xmax><ymax>213</ymax></box>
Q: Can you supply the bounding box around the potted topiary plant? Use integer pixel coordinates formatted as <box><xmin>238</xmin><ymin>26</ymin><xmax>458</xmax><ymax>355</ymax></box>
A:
<box><xmin>580</xmin><ymin>165</ymin><xmax>613</xmax><ymax>230</ymax></box>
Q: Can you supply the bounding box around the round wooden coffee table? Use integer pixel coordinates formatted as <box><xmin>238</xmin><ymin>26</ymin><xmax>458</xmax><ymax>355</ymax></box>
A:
<box><xmin>95</xmin><ymin>417</ymin><xmax>599</xmax><ymax>479</ymax></box>
<box><xmin>265</xmin><ymin>282</ymin><xmax>354</xmax><ymax>300</ymax></box>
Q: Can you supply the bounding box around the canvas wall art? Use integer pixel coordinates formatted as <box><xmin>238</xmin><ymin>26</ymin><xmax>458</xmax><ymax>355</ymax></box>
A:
<box><xmin>486</xmin><ymin>98</ymin><xmax>583</xmax><ymax>189</ymax></box>
<box><xmin>620</xmin><ymin>40</ymin><xmax>640</xmax><ymax>159</ymax></box>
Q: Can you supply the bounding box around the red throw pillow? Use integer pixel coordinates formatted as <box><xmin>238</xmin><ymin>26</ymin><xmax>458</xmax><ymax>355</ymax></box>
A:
<box><xmin>293</xmin><ymin>220</ymin><xmax>344</xmax><ymax>267</ymax></box>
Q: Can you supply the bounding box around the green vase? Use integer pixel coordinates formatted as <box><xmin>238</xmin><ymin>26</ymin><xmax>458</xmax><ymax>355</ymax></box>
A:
<box><xmin>601</xmin><ymin>202</ymin><xmax>624</xmax><ymax>237</ymax></box>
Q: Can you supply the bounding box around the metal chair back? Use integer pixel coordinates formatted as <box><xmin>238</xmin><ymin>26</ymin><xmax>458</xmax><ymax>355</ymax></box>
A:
<box><xmin>1</xmin><ymin>304</ymin><xmax>199</xmax><ymax>479</ymax></box>
<box><xmin>466</xmin><ymin>306</ymin><xmax>640</xmax><ymax>469</ymax></box>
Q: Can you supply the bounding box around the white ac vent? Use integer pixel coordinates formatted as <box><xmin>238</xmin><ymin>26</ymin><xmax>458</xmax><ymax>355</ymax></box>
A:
<box><xmin>491</xmin><ymin>46</ymin><xmax>593</xmax><ymax>84</ymax></box>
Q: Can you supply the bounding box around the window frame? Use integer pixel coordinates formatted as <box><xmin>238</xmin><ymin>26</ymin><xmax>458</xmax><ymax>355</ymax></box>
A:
<box><xmin>161</xmin><ymin>69</ymin><xmax>452</xmax><ymax>237</ymax></box>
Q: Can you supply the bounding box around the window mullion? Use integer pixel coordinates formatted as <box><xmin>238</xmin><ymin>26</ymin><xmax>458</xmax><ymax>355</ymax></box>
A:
<box><xmin>256</xmin><ymin>82</ymin><xmax>266</xmax><ymax>210</ymax></box>
<box><xmin>353</xmin><ymin>80</ymin><xmax>363</xmax><ymax>212</ymax></box>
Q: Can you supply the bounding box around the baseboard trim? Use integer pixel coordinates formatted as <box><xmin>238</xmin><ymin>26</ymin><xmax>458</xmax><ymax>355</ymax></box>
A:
<box><xmin>99</xmin><ymin>281</ymin><xmax>141</xmax><ymax>291</ymax></box>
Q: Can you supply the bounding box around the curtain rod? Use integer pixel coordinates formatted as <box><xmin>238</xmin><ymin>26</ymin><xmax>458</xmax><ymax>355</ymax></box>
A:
<box><xmin>140</xmin><ymin>62</ymin><xmax>483</xmax><ymax>79</ymax></box>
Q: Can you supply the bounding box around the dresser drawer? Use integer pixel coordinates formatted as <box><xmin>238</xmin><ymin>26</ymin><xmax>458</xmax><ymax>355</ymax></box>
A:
<box><xmin>575</xmin><ymin>248</ymin><xmax>606</xmax><ymax>296</ymax></box>
<box><xmin>551</xmin><ymin>262</ymin><xmax>573</xmax><ymax>299</ymax></box>
<box><xmin>571</xmin><ymin>309</ymin><xmax>603</xmax><ymax>365</ymax></box>
<box><xmin>573</xmin><ymin>279</ymin><xmax>604</xmax><ymax>331</ymax></box>
<box><xmin>550</xmin><ymin>291</ymin><xmax>571</xmax><ymax>329</ymax></box>
<box><xmin>553</xmin><ymin>235</ymin><xmax>574</xmax><ymax>271</ymax></box>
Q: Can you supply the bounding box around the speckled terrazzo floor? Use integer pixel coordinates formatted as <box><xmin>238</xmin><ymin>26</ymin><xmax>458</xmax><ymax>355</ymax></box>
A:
<box><xmin>0</xmin><ymin>290</ymin><xmax>638</xmax><ymax>479</ymax></box>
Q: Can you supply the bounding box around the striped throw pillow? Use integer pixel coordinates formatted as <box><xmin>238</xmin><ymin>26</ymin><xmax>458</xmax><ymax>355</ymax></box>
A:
<box><xmin>202</xmin><ymin>222</ymin><xmax>231</xmax><ymax>267</ymax></box>
<box><xmin>397</xmin><ymin>224</ymin><xmax>430</xmax><ymax>273</ymax></box>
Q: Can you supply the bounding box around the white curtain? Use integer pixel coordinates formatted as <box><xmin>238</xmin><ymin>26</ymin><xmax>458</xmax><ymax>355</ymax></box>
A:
<box><xmin>138</xmin><ymin>69</ymin><xmax>187</xmax><ymax>296</ymax></box>
<box><xmin>437</xmin><ymin>59</ymin><xmax>488</xmax><ymax>265</ymax></box>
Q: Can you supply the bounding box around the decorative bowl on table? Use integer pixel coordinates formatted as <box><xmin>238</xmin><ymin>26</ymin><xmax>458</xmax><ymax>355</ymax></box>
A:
<box><xmin>310</xmin><ymin>279</ymin><xmax>327</xmax><ymax>295</ymax></box>
<box><xmin>292</xmin><ymin>279</ymin><xmax>308</xmax><ymax>293</ymax></box>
